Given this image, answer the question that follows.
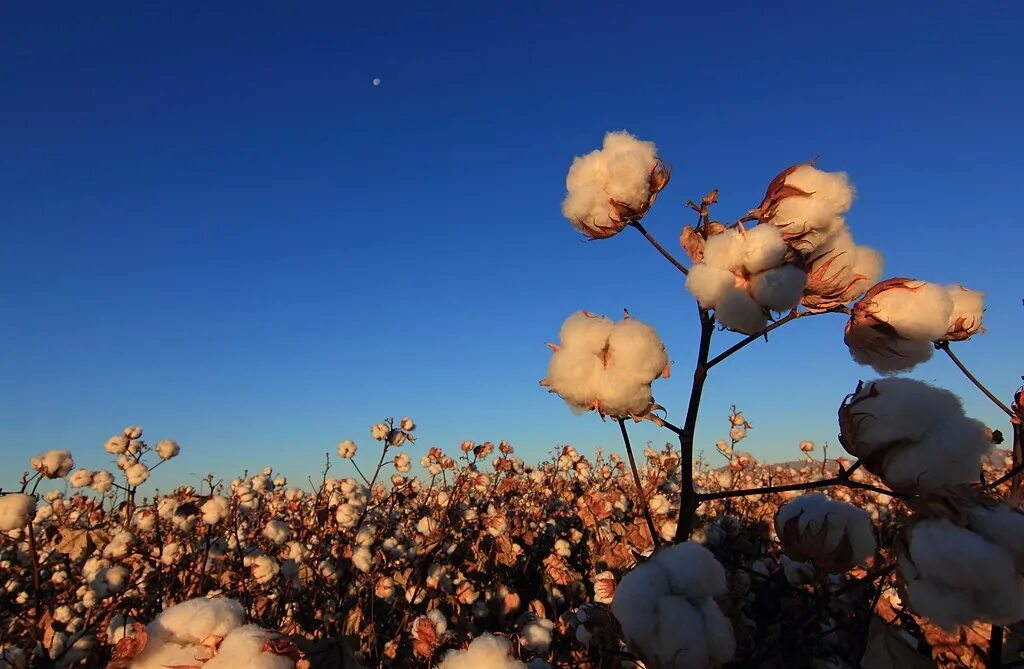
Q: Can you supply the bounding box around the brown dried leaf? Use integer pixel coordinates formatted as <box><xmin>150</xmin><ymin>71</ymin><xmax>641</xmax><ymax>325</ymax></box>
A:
<box><xmin>106</xmin><ymin>623</ymin><xmax>149</xmax><ymax>669</ymax></box>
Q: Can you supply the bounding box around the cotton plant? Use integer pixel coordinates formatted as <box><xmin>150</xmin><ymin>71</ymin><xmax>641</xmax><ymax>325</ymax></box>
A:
<box><xmin>774</xmin><ymin>493</ymin><xmax>876</xmax><ymax>573</ymax></box>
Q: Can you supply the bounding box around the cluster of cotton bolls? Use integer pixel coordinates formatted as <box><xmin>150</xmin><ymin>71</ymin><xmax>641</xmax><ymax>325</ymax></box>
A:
<box><xmin>30</xmin><ymin>449</ymin><xmax>75</xmax><ymax>479</ymax></box>
<box><xmin>561</xmin><ymin>130</ymin><xmax>670</xmax><ymax>239</ymax></box>
<box><xmin>542</xmin><ymin>310</ymin><xmax>670</xmax><ymax>418</ymax></box>
<box><xmin>437</xmin><ymin>633</ymin><xmax>526</xmax><ymax>669</ymax></box>
<box><xmin>898</xmin><ymin>502</ymin><xmax>1024</xmax><ymax>631</ymax></box>
<box><xmin>610</xmin><ymin>542</ymin><xmax>735</xmax><ymax>668</ymax></box>
<box><xmin>685</xmin><ymin>224</ymin><xmax>808</xmax><ymax>334</ymax></box>
<box><xmin>755</xmin><ymin>163</ymin><xmax>883</xmax><ymax>311</ymax></box>
<box><xmin>838</xmin><ymin>377</ymin><xmax>993</xmax><ymax>493</ymax></box>
<box><xmin>774</xmin><ymin>493</ymin><xmax>876</xmax><ymax>573</ymax></box>
<box><xmin>844</xmin><ymin>277</ymin><xmax>985</xmax><ymax>373</ymax></box>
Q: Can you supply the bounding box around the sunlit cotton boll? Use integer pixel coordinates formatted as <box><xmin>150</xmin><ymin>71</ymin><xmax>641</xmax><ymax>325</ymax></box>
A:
<box><xmin>337</xmin><ymin>440</ymin><xmax>357</xmax><ymax>459</ymax></box>
<box><xmin>740</xmin><ymin>224</ymin><xmax>788</xmax><ymax>274</ymax></box>
<box><xmin>30</xmin><ymin>449</ymin><xmax>74</xmax><ymax>478</ymax></box>
<box><xmin>945</xmin><ymin>284</ymin><xmax>985</xmax><ymax>340</ymax></box>
<box><xmin>104</xmin><ymin>435</ymin><xmax>129</xmax><ymax>455</ymax></box>
<box><xmin>68</xmin><ymin>469</ymin><xmax>94</xmax><ymax>488</ymax></box>
<box><xmin>92</xmin><ymin>469</ymin><xmax>115</xmax><ymax>493</ymax></box>
<box><xmin>685</xmin><ymin>264</ymin><xmax>737</xmax><ymax>310</ymax></box>
<box><xmin>0</xmin><ymin>494</ymin><xmax>36</xmax><ymax>531</ymax></box>
<box><xmin>611</xmin><ymin>541</ymin><xmax>735</xmax><ymax>668</ymax></box>
<box><xmin>520</xmin><ymin>616</ymin><xmax>556</xmax><ymax>653</ymax></box>
<box><xmin>201</xmin><ymin>497</ymin><xmax>231</xmax><ymax>525</ymax></box>
<box><xmin>751</xmin><ymin>265</ymin><xmax>807</xmax><ymax>312</ymax></box>
<box><xmin>262</xmin><ymin>519</ymin><xmax>290</xmax><ymax>545</ymax></box>
<box><xmin>759</xmin><ymin>164</ymin><xmax>854</xmax><ymax>252</ymax></box>
<box><xmin>714</xmin><ymin>288</ymin><xmax>768</xmax><ymax>335</ymax></box>
<box><xmin>155</xmin><ymin>440</ymin><xmax>180</xmax><ymax>460</ymax></box>
<box><xmin>438</xmin><ymin>633</ymin><xmax>526</xmax><ymax>669</ymax></box>
<box><xmin>125</xmin><ymin>462</ymin><xmax>150</xmax><ymax>486</ymax></box>
<box><xmin>202</xmin><ymin>625</ymin><xmax>294</xmax><ymax>669</ymax></box>
<box><xmin>247</xmin><ymin>555</ymin><xmax>280</xmax><ymax>585</ymax></box>
<box><xmin>394</xmin><ymin>452</ymin><xmax>412</xmax><ymax>473</ymax></box>
<box><xmin>562</xmin><ymin>130</ymin><xmax>664</xmax><ymax>239</ymax></box>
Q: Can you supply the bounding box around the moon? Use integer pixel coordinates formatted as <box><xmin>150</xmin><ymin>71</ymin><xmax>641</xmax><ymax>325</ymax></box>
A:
<box><xmin>372</xmin><ymin>78</ymin><xmax>381</xmax><ymax>87</ymax></box>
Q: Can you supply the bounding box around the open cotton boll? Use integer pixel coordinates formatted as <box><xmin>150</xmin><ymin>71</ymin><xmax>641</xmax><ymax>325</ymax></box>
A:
<box><xmin>685</xmin><ymin>264</ymin><xmax>736</xmax><ymax>309</ymax></box>
<box><xmin>201</xmin><ymin>497</ymin><xmax>230</xmax><ymax>525</ymax></box>
<box><xmin>765</xmin><ymin>165</ymin><xmax>854</xmax><ymax>249</ymax></box>
<box><xmin>155</xmin><ymin>440</ymin><xmax>180</xmax><ymax>460</ymax></box>
<box><xmin>91</xmin><ymin>470</ymin><xmax>114</xmax><ymax>493</ymax></box>
<box><xmin>558</xmin><ymin>311</ymin><xmax>615</xmax><ymax>353</ymax></box>
<box><xmin>438</xmin><ymin>633</ymin><xmax>526</xmax><ymax>669</ymax></box>
<box><xmin>146</xmin><ymin>597</ymin><xmax>244</xmax><ymax>646</ymax></box>
<box><xmin>30</xmin><ymin>449</ymin><xmax>74</xmax><ymax>478</ymax></box>
<box><xmin>881</xmin><ymin>415</ymin><xmax>991</xmax><ymax>491</ymax></box>
<box><xmin>262</xmin><ymin>519</ymin><xmax>290</xmax><ymax>545</ymax></box>
<box><xmin>0</xmin><ymin>494</ymin><xmax>36</xmax><ymax>531</ymax></box>
<box><xmin>847</xmin><ymin>335</ymin><xmax>934</xmax><ymax>374</ymax></box>
<box><xmin>68</xmin><ymin>469</ymin><xmax>94</xmax><ymax>488</ymax></box>
<box><xmin>562</xmin><ymin>131</ymin><xmax>661</xmax><ymax>239</ymax></box>
<box><xmin>900</xmin><ymin>518</ymin><xmax>1024</xmax><ymax>630</ymax></box>
<box><xmin>838</xmin><ymin>245</ymin><xmax>884</xmax><ymax>303</ymax></box>
<box><xmin>868</xmin><ymin>280</ymin><xmax>953</xmax><ymax>341</ymax></box>
<box><xmin>839</xmin><ymin>378</ymin><xmax>964</xmax><ymax>455</ymax></box>
<box><xmin>520</xmin><ymin>616</ymin><xmax>556</xmax><ymax>653</ymax></box>
<box><xmin>703</xmin><ymin>229</ymin><xmax>746</xmax><ymax>272</ymax></box>
<box><xmin>775</xmin><ymin>493</ymin><xmax>876</xmax><ymax>572</ymax></box>
<box><xmin>202</xmin><ymin>626</ymin><xmax>294</xmax><ymax>669</ymax></box>
<box><xmin>546</xmin><ymin>349</ymin><xmax>604</xmax><ymax>411</ymax></box>
<box><xmin>964</xmin><ymin>504</ymin><xmax>1024</xmax><ymax>571</ymax></box>
<box><xmin>945</xmin><ymin>284</ymin><xmax>985</xmax><ymax>340</ymax></box>
<box><xmin>612</xmin><ymin>542</ymin><xmax>734</xmax><ymax>669</ymax></box>
<box><xmin>714</xmin><ymin>288</ymin><xmax>768</xmax><ymax>335</ymax></box>
<box><xmin>606</xmin><ymin>318</ymin><xmax>669</xmax><ymax>381</ymax></box>
<box><xmin>751</xmin><ymin>265</ymin><xmax>806</xmax><ymax>311</ymax></box>
<box><xmin>741</xmin><ymin>224</ymin><xmax>787</xmax><ymax>274</ymax></box>
<box><xmin>125</xmin><ymin>463</ymin><xmax>150</xmax><ymax>486</ymax></box>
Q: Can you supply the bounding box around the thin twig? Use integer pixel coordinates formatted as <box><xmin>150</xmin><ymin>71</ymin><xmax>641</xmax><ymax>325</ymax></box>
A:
<box><xmin>617</xmin><ymin>419</ymin><xmax>661</xmax><ymax>548</ymax></box>
<box><xmin>706</xmin><ymin>306</ymin><xmax>850</xmax><ymax>370</ymax></box>
<box><xmin>936</xmin><ymin>340</ymin><xmax>1014</xmax><ymax>417</ymax></box>
<box><xmin>628</xmin><ymin>221</ymin><xmax>689</xmax><ymax>275</ymax></box>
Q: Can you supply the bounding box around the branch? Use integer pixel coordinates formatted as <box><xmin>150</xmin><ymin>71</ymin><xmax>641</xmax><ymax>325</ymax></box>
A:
<box><xmin>935</xmin><ymin>340</ymin><xmax>1014</xmax><ymax>417</ymax></box>
<box><xmin>706</xmin><ymin>306</ymin><xmax>850</xmax><ymax>370</ymax></box>
<box><xmin>696</xmin><ymin>460</ymin><xmax>908</xmax><ymax>502</ymax></box>
<box><xmin>673</xmin><ymin>308</ymin><xmax>714</xmax><ymax>541</ymax></box>
<box><xmin>628</xmin><ymin>221</ymin><xmax>689</xmax><ymax>275</ymax></box>
<box><xmin>617</xmin><ymin>419</ymin><xmax>661</xmax><ymax>548</ymax></box>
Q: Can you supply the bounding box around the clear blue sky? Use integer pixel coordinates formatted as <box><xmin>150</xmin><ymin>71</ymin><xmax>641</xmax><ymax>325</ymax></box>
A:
<box><xmin>2</xmin><ymin>1</ymin><xmax>1022</xmax><ymax>492</ymax></box>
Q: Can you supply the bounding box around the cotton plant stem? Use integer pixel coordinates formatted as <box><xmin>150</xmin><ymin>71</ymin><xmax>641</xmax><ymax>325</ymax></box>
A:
<box><xmin>706</xmin><ymin>306</ymin><xmax>850</xmax><ymax>370</ymax></box>
<box><xmin>628</xmin><ymin>221</ymin><xmax>689</xmax><ymax>275</ymax></box>
<box><xmin>935</xmin><ymin>340</ymin><xmax>1014</xmax><ymax>417</ymax></box>
<box><xmin>673</xmin><ymin>308</ymin><xmax>715</xmax><ymax>542</ymax></box>
<box><xmin>990</xmin><ymin>625</ymin><xmax>1004</xmax><ymax>669</ymax></box>
<box><xmin>617</xmin><ymin>419</ymin><xmax>662</xmax><ymax>548</ymax></box>
<box><xmin>697</xmin><ymin>467</ymin><xmax>905</xmax><ymax>503</ymax></box>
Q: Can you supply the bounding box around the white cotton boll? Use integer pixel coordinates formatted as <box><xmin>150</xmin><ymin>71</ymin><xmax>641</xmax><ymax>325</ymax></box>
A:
<box><xmin>965</xmin><ymin>505</ymin><xmax>1024</xmax><ymax>571</ymax></box>
<box><xmin>770</xmin><ymin>166</ymin><xmax>853</xmax><ymax>248</ymax></box>
<box><xmin>697</xmin><ymin>596</ymin><xmax>737</xmax><ymax>664</ymax></box>
<box><xmin>439</xmin><ymin>633</ymin><xmax>526</xmax><ymax>669</ymax></box>
<box><xmin>559</xmin><ymin>311</ymin><xmax>615</xmax><ymax>353</ymax></box>
<box><xmin>870</xmin><ymin>280</ymin><xmax>953</xmax><ymax>341</ymax></box>
<box><xmin>607</xmin><ymin>318</ymin><xmax>669</xmax><ymax>381</ymax></box>
<box><xmin>68</xmin><ymin>469</ymin><xmax>93</xmax><ymax>488</ymax></box>
<box><xmin>751</xmin><ymin>265</ymin><xmax>806</xmax><ymax>311</ymax></box>
<box><xmin>104</xmin><ymin>435</ymin><xmax>129</xmax><ymax>455</ymax></box>
<box><xmin>520</xmin><ymin>617</ymin><xmax>555</xmax><ymax>653</ymax></box>
<box><xmin>128</xmin><ymin>641</ymin><xmax>205</xmax><ymax>669</ymax></box>
<box><xmin>101</xmin><ymin>566</ymin><xmax>129</xmax><ymax>595</ymax></box>
<box><xmin>741</xmin><ymin>224</ymin><xmax>787</xmax><ymax>274</ymax></box>
<box><xmin>685</xmin><ymin>264</ymin><xmax>736</xmax><ymax>308</ymax></box>
<box><xmin>125</xmin><ymin>463</ymin><xmax>150</xmax><ymax>486</ymax></box>
<box><xmin>715</xmin><ymin>288</ymin><xmax>767</xmax><ymax>335</ymax></box>
<box><xmin>155</xmin><ymin>440</ymin><xmax>180</xmax><ymax>460</ymax></box>
<box><xmin>655</xmin><ymin>595</ymin><xmax>708</xmax><ymax>668</ymax></box>
<box><xmin>103</xmin><ymin>531</ymin><xmax>135</xmax><ymax>559</ymax></box>
<box><xmin>703</xmin><ymin>229</ymin><xmax>746</xmax><ymax>272</ymax></box>
<box><xmin>90</xmin><ymin>470</ymin><xmax>114</xmax><ymax>494</ymax></box>
<box><xmin>900</xmin><ymin>518</ymin><xmax>1024</xmax><ymax>630</ymax></box>
<box><xmin>839</xmin><ymin>245</ymin><xmax>884</xmax><ymax>303</ymax></box>
<box><xmin>0</xmin><ymin>495</ymin><xmax>37</xmax><ymax>531</ymax></box>
<box><xmin>336</xmin><ymin>440</ymin><xmax>357</xmax><ymax>459</ymax></box>
<box><xmin>30</xmin><ymin>449</ymin><xmax>74</xmax><ymax>478</ymax></box>
<box><xmin>249</xmin><ymin>555</ymin><xmax>280</xmax><ymax>584</ymax></box>
<box><xmin>146</xmin><ymin>597</ymin><xmax>244</xmax><ymax>645</ymax></box>
<box><xmin>262</xmin><ymin>519</ymin><xmax>290</xmax><ymax>545</ymax></box>
<box><xmin>202</xmin><ymin>625</ymin><xmax>294</xmax><ymax>669</ymax></box>
<box><xmin>352</xmin><ymin>546</ymin><xmax>373</xmax><ymax>573</ymax></box>
<box><xmin>160</xmin><ymin>543</ymin><xmax>181</xmax><ymax>566</ymax></box>
<box><xmin>882</xmin><ymin>416</ymin><xmax>991</xmax><ymax>491</ymax></box>
<box><xmin>945</xmin><ymin>284</ymin><xmax>985</xmax><ymax>339</ymax></box>
<box><xmin>595</xmin><ymin>364</ymin><xmax>652</xmax><ymax>417</ymax></box>
<box><xmin>547</xmin><ymin>349</ymin><xmax>603</xmax><ymax>411</ymax></box>
<box><xmin>394</xmin><ymin>452</ymin><xmax>411</xmax><ymax>473</ymax></box>
<box><xmin>848</xmin><ymin>336</ymin><xmax>934</xmax><ymax>374</ymax></box>
<box><xmin>842</xmin><ymin>378</ymin><xmax>963</xmax><ymax>457</ymax></box>
<box><xmin>652</xmin><ymin>542</ymin><xmax>728</xmax><ymax>600</ymax></box>
<box><xmin>201</xmin><ymin>497</ymin><xmax>230</xmax><ymax>525</ymax></box>
<box><xmin>775</xmin><ymin>493</ymin><xmax>876</xmax><ymax>570</ymax></box>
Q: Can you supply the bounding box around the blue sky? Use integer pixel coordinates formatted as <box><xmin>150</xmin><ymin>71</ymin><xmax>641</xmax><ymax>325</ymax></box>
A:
<box><xmin>2</xmin><ymin>1</ymin><xmax>1022</xmax><ymax>492</ymax></box>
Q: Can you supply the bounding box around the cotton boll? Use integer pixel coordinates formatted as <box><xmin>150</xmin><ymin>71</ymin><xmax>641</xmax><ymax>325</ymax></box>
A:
<box><xmin>751</xmin><ymin>265</ymin><xmax>806</xmax><ymax>311</ymax></box>
<box><xmin>775</xmin><ymin>493</ymin><xmax>876</xmax><ymax>572</ymax></box>
<box><xmin>965</xmin><ymin>504</ymin><xmax>1024</xmax><ymax>571</ymax></box>
<box><xmin>438</xmin><ymin>633</ymin><xmax>526</xmax><ymax>669</ymax></box>
<box><xmin>30</xmin><ymin>449</ymin><xmax>74</xmax><ymax>478</ymax></box>
<box><xmin>685</xmin><ymin>264</ymin><xmax>736</xmax><ymax>309</ymax></box>
<box><xmin>697</xmin><ymin>596</ymin><xmax>737</xmax><ymax>664</ymax></box>
<box><xmin>764</xmin><ymin>165</ymin><xmax>853</xmax><ymax>250</ymax></box>
<box><xmin>146</xmin><ymin>597</ymin><xmax>244</xmax><ymax>646</ymax></box>
<box><xmin>741</xmin><ymin>224</ymin><xmax>787</xmax><ymax>274</ymax></box>
<box><xmin>90</xmin><ymin>470</ymin><xmax>114</xmax><ymax>494</ymax></box>
<box><xmin>0</xmin><ymin>494</ymin><xmax>37</xmax><ymax>531</ymax></box>
<box><xmin>248</xmin><ymin>555</ymin><xmax>280</xmax><ymax>584</ymax></box>
<box><xmin>520</xmin><ymin>617</ymin><xmax>555</xmax><ymax>653</ymax></box>
<box><xmin>945</xmin><ymin>284</ymin><xmax>985</xmax><ymax>340</ymax></box>
<box><xmin>104</xmin><ymin>435</ymin><xmax>129</xmax><ymax>455</ymax></box>
<box><xmin>68</xmin><ymin>469</ymin><xmax>94</xmax><ymax>488</ymax></box>
<box><xmin>203</xmin><ymin>626</ymin><xmax>294</xmax><ymax>669</ymax></box>
<box><xmin>847</xmin><ymin>335</ymin><xmax>934</xmax><ymax>374</ymax></box>
<box><xmin>703</xmin><ymin>229</ymin><xmax>746</xmax><ymax>272</ymax></box>
<box><xmin>839</xmin><ymin>245</ymin><xmax>883</xmax><ymax>303</ymax></box>
<box><xmin>201</xmin><ymin>497</ymin><xmax>230</xmax><ymax>525</ymax></box>
<box><xmin>869</xmin><ymin>280</ymin><xmax>953</xmax><ymax>341</ymax></box>
<box><xmin>882</xmin><ymin>416</ymin><xmax>991</xmax><ymax>491</ymax></box>
<box><xmin>714</xmin><ymin>288</ymin><xmax>768</xmax><ymax>335</ymax></box>
<box><xmin>352</xmin><ymin>546</ymin><xmax>372</xmax><ymax>573</ymax></box>
<box><xmin>155</xmin><ymin>440</ymin><xmax>180</xmax><ymax>460</ymax></box>
<box><xmin>607</xmin><ymin>318</ymin><xmax>669</xmax><ymax>381</ymax></box>
<box><xmin>558</xmin><ymin>311</ymin><xmax>615</xmax><ymax>353</ymax></box>
<box><xmin>262</xmin><ymin>519</ymin><xmax>290</xmax><ymax>545</ymax></box>
<box><xmin>125</xmin><ymin>463</ymin><xmax>150</xmax><ymax>486</ymax></box>
<box><xmin>336</xmin><ymin>440</ymin><xmax>357</xmax><ymax>459</ymax></box>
